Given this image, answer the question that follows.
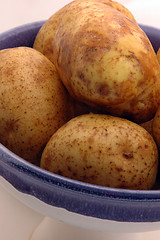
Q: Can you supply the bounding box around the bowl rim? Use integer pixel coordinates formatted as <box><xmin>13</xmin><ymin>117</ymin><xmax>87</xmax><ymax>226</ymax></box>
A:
<box><xmin>1</xmin><ymin>142</ymin><xmax>160</xmax><ymax>200</ymax></box>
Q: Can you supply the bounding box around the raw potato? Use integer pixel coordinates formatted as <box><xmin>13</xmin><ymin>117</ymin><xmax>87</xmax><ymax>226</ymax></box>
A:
<box><xmin>41</xmin><ymin>114</ymin><xmax>158</xmax><ymax>190</ymax></box>
<box><xmin>104</xmin><ymin>83</ymin><xmax>160</xmax><ymax>123</ymax></box>
<box><xmin>33</xmin><ymin>5</ymin><xmax>67</xmax><ymax>63</ymax></box>
<box><xmin>53</xmin><ymin>1</ymin><xmax>160</xmax><ymax>123</ymax></box>
<box><xmin>157</xmin><ymin>48</ymin><xmax>160</xmax><ymax>64</ymax></box>
<box><xmin>33</xmin><ymin>0</ymin><xmax>136</xmax><ymax>63</ymax></box>
<box><xmin>0</xmin><ymin>47</ymin><xmax>72</xmax><ymax>165</ymax></box>
<box><xmin>153</xmin><ymin>106</ymin><xmax>160</xmax><ymax>150</ymax></box>
<box><xmin>77</xmin><ymin>0</ymin><xmax>136</xmax><ymax>23</ymax></box>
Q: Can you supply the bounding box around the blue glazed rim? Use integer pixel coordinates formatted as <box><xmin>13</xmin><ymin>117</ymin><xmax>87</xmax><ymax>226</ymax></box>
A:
<box><xmin>0</xmin><ymin>21</ymin><xmax>160</xmax><ymax>223</ymax></box>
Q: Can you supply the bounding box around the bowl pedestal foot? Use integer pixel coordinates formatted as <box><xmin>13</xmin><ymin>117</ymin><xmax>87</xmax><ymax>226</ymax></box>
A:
<box><xmin>1</xmin><ymin>177</ymin><xmax>160</xmax><ymax>240</ymax></box>
<box><xmin>0</xmin><ymin>181</ymin><xmax>44</xmax><ymax>240</ymax></box>
<box><xmin>31</xmin><ymin>216</ymin><xmax>145</xmax><ymax>240</ymax></box>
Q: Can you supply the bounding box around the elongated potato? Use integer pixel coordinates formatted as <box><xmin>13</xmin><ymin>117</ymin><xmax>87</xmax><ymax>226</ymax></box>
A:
<box><xmin>33</xmin><ymin>5</ymin><xmax>68</xmax><ymax>63</ymax></box>
<box><xmin>41</xmin><ymin>114</ymin><xmax>158</xmax><ymax>190</ymax></box>
<box><xmin>104</xmin><ymin>81</ymin><xmax>160</xmax><ymax>123</ymax></box>
<box><xmin>33</xmin><ymin>0</ymin><xmax>136</xmax><ymax>63</ymax></box>
<box><xmin>53</xmin><ymin>1</ymin><xmax>160</xmax><ymax>123</ymax></box>
<box><xmin>0</xmin><ymin>47</ymin><xmax>72</xmax><ymax>164</ymax></box>
<box><xmin>77</xmin><ymin>0</ymin><xmax>136</xmax><ymax>23</ymax></box>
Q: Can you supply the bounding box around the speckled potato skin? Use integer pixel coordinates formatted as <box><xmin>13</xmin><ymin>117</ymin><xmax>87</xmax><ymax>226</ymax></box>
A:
<box><xmin>77</xmin><ymin>0</ymin><xmax>136</xmax><ymax>23</ymax></box>
<box><xmin>41</xmin><ymin>114</ymin><xmax>158</xmax><ymax>190</ymax></box>
<box><xmin>0</xmin><ymin>47</ymin><xmax>71</xmax><ymax>165</ymax></box>
<box><xmin>104</xmin><ymin>81</ymin><xmax>160</xmax><ymax>123</ymax></box>
<box><xmin>53</xmin><ymin>1</ymin><xmax>160</xmax><ymax>123</ymax></box>
<box><xmin>33</xmin><ymin>0</ymin><xmax>136</xmax><ymax>63</ymax></box>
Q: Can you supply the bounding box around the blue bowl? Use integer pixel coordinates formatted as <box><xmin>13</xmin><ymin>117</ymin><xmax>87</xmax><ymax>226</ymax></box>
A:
<box><xmin>0</xmin><ymin>21</ymin><xmax>160</xmax><ymax>232</ymax></box>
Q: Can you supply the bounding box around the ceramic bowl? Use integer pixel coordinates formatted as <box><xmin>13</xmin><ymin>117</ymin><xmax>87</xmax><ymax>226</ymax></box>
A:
<box><xmin>0</xmin><ymin>21</ymin><xmax>160</xmax><ymax>233</ymax></box>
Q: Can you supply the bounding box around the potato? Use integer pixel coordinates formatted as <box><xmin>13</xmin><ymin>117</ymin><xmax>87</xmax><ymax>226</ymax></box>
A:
<box><xmin>33</xmin><ymin>5</ymin><xmax>68</xmax><ymax>63</ymax></box>
<box><xmin>53</xmin><ymin>1</ymin><xmax>160</xmax><ymax>123</ymax></box>
<box><xmin>41</xmin><ymin>114</ymin><xmax>158</xmax><ymax>190</ymax></box>
<box><xmin>153</xmin><ymin>106</ymin><xmax>160</xmax><ymax>150</ymax></box>
<box><xmin>157</xmin><ymin>47</ymin><xmax>160</xmax><ymax>64</ymax></box>
<box><xmin>33</xmin><ymin>0</ymin><xmax>136</xmax><ymax>63</ymax></box>
<box><xmin>77</xmin><ymin>0</ymin><xmax>136</xmax><ymax>23</ymax></box>
<box><xmin>0</xmin><ymin>47</ymin><xmax>72</xmax><ymax>165</ymax></box>
<box><xmin>104</xmin><ymin>82</ymin><xmax>160</xmax><ymax>123</ymax></box>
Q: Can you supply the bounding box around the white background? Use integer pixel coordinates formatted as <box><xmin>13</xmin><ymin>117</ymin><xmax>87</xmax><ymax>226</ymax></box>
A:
<box><xmin>0</xmin><ymin>0</ymin><xmax>160</xmax><ymax>34</ymax></box>
<box><xmin>0</xmin><ymin>0</ymin><xmax>160</xmax><ymax>239</ymax></box>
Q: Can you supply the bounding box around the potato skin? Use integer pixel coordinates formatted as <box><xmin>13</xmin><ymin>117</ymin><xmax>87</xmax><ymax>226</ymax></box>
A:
<box><xmin>41</xmin><ymin>114</ymin><xmax>158</xmax><ymax>190</ymax></box>
<box><xmin>0</xmin><ymin>47</ymin><xmax>71</xmax><ymax>164</ymax></box>
<box><xmin>153</xmin><ymin>106</ymin><xmax>160</xmax><ymax>150</ymax></box>
<box><xmin>104</xmin><ymin>81</ymin><xmax>160</xmax><ymax>123</ymax></box>
<box><xmin>157</xmin><ymin>48</ymin><xmax>160</xmax><ymax>64</ymax></box>
<box><xmin>33</xmin><ymin>0</ymin><xmax>136</xmax><ymax>63</ymax></box>
<box><xmin>33</xmin><ymin>5</ymin><xmax>68</xmax><ymax>63</ymax></box>
<box><xmin>53</xmin><ymin>1</ymin><xmax>160</xmax><ymax>123</ymax></box>
<box><xmin>77</xmin><ymin>0</ymin><xmax>136</xmax><ymax>23</ymax></box>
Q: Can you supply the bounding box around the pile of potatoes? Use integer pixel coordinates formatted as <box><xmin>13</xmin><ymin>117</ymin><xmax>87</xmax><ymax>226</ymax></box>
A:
<box><xmin>0</xmin><ymin>0</ymin><xmax>160</xmax><ymax>190</ymax></box>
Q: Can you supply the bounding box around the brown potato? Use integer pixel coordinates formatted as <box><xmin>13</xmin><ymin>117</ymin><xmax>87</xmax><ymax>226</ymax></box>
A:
<box><xmin>153</xmin><ymin>106</ymin><xmax>160</xmax><ymax>150</ymax></box>
<box><xmin>157</xmin><ymin>47</ymin><xmax>160</xmax><ymax>64</ymax></box>
<box><xmin>33</xmin><ymin>0</ymin><xmax>136</xmax><ymax>63</ymax></box>
<box><xmin>53</xmin><ymin>1</ymin><xmax>160</xmax><ymax>123</ymax></box>
<box><xmin>77</xmin><ymin>0</ymin><xmax>136</xmax><ymax>23</ymax></box>
<box><xmin>33</xmin><ymin>5</ymin><xmax>68</xmax><ymax>63</ymax></box>
<box><xmin>104</xmin><ymin>82</ymin><xmax>160</xmax><ymax>123</ymax></box>
<box><xmin>0</xmin><ymin>47</ymin><xmax>72</xmax><ymax>165</ymax></box>
<box><xmin>41</xmin><ymin>114</ymin><xmax>158</xmax><ymax>190</ymax></box>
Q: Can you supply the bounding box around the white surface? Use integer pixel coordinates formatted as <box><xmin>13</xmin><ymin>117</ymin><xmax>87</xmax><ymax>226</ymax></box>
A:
<box><xmin>0</xmin><ymin>0</ymin><xmax>160</xmax><ymax>240</ymax></box>
<box><xmin>0</xmin><ymin>183</ymin><xmax>44</xmax><ymax>240</ymax></box>
<box><xmin>31</xmin><ymin>217</ymin><xmax>144</xmax><ymax>240</ymax></box>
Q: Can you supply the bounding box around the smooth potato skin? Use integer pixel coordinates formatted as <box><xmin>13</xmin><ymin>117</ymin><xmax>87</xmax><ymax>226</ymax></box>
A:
<box><xmin>0</xmin><ymin>47</ymin><xmax>71</xmax><ymax>164</ymax></box>
<box><xmin>33</xmin><ymin>5</ymin><xmax>68</xmax><ymax>63</ymax></box>
<box><xmin>41</xmin><ymin>114</ymin><xmax>158</xmax><ymax>190</ymax></box>
<box><xmin>53</xmin><ymin>1</ymin><xmax>160</xmax><ymax>123</ymax></box>
<box><xmin>157</xmin><ymin>48</ymin><xmax>160</xmax><ymax>64</ymax></box>
<box><xmin>33</xmin><ymin>0</ymin><xmax>136</xmax><ymax>63</ymax></box>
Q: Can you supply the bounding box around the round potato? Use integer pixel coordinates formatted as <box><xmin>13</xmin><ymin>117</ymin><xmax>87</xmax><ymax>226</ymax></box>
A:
<box><xmin>41</xmin><ymin>114</ymin><xmax>158</xmax><ymax>190</ymax></box>
<box><xmin>33</xmin><ymin>0</ymin><xmax>136</xmax><ymax>63</ymax></box>
<box><xmin>53</xmin><ymin>1</ymin><xmax>160</xmax><ymax>123</ymax></box>
<box><xmin>0</xmin><ymin>47</ymin><xmax>72</xmax><ymax>165</ymax></box>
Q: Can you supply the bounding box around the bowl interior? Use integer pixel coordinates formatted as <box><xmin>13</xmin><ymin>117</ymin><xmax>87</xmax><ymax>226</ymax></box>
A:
<box><xmin>0</xmin><ymin>22</ymin><xmax>160</xmax><ymax>224</ymax></box>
